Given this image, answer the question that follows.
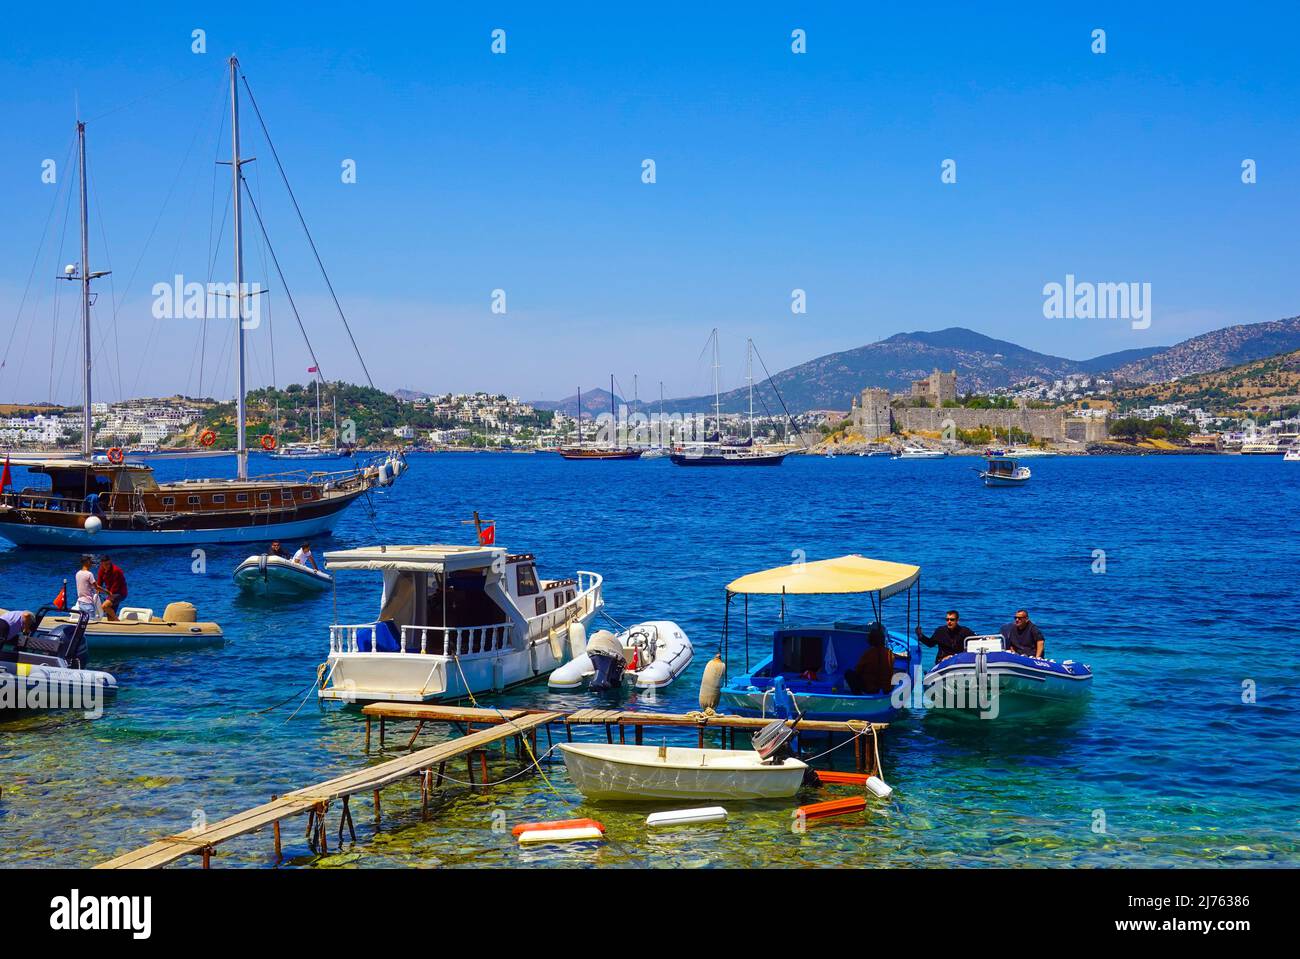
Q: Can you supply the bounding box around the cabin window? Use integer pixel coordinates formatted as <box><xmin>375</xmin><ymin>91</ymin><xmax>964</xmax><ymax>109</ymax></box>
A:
<box><xmin>554</xmin><ymin>592</ymin><xmax>565</xmax><ymax>608</ymax></box>
<box><xmin>565</xmin><ymin>589</ymin><xmax>575</xmax><ymax>603</ymax></box>
<box><xmin>302</xmin><ymin>491</ymin><xmax>313</xmax><ymax>500</ymax></box>
<box><xmin>535</xmin><ymin>597</ymin><xmax>547</xmax><ymax>616</ymax></box>
<box><xmin>259</xmin><ymin>492</ymin><xmax>271</xmax><ymax>502</ymax></box>
<box><xmin>188</xmin><ymin>495</ymin><xmax>201</xmax><ymax>506</ymax></box>
<box><xmin>515</xmin><ymin>564</ymin><xmax>539</xmax><ymax>596</ymax></box>
<box><xmin>212</xmin><ymin>494</ymin><xmax>225</xmax><ymax>504</ymax></box>
<box><xmin>280</xmin><ymin>489</ymin><xmax>292</xmax><ymax>501</ymax></box>
<box><xmin>236</xmin><ymin>493</ymin><xmax>248</xmax><ymax>503</ymax></box>
<box><xmin>161</xmin><ymin>496</ymin><xmax>175</xmax><ymax>507</ymax></box>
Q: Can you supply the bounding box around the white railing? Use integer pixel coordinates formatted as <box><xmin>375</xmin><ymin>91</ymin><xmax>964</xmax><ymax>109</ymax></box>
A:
<box><xmin>530</xmin><ymin>570</ymin><xmax>603</xmax><ymax>641</ymax></box>
<box><xmin>327</xmin><ymin>622</ymin><xmax>511</xmax><ymax>656</ymax></box>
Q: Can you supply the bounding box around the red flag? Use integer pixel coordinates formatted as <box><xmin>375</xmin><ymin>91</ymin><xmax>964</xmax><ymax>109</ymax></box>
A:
<box><xmin>307</xmin><ymin>366</ymin><xmax>319</xmax><ymax>373</ymax></box>
<box><xmin>478</xmin><ymin>522</ymin><xmax>495</xmax><ymax>546</ymax></box>
<box><xmin>1</xmin><ymin>455</ymin><xmax>10</xmax><ymax>490</ymax></box>
<box><xmin>52</xmin><ymin>581</ymin><xmax>67</xmax><ymax>610</ymax></box>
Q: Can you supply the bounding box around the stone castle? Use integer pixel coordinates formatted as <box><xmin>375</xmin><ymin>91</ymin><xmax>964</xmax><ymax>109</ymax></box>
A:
<box><xmin>849</xmin><ymin>369</ymin><xmax>1108</xmax><ymax>443</ymax></box>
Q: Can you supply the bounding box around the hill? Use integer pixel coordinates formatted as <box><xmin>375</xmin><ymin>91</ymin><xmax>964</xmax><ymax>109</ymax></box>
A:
<box><xmin>1110</xmin><ymin>316</ymin><xmax>1300</xmax><ymax>384</ymax></box>
<box><xmin>1113</xmin><ymin>348</ymin><xmax>1300</xmax><ymax>417</ymax></box>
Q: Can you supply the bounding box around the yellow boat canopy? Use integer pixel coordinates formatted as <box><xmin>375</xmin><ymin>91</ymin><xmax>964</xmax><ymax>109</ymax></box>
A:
<box><xmin>726</xmin><ymin>554</ymin><xmax>920</xmax><ymax>600</ymax></box>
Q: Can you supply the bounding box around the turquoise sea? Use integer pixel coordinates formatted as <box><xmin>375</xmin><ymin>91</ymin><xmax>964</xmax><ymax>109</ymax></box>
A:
<box><xmin>0</xmin><ymin>452</ymin><xmax>1296</xmax><ymax>868</ymax></box>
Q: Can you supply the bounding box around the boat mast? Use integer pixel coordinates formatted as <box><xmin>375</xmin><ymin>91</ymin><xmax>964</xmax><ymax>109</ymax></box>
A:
<box><xmin>712</xmin><ymin>328</ymin><xmax>720</xmax><ymax>439</ymax></box>
<box><xmin>659</xmin><ymin>380</ymin><xmax>664</xmax><ymax>448</ymax></box>
<box><xmin>315</xmin><ymin>377</ymin><xmax>321</xmax><ymax>444</ymax></box>
<box><xmin>747</xmin><ymin>338</ymin><xmax>754</xmax><ymax>442</ymax></box>
<box><xmin>229</xmin><ymin>55</ymin><xmax>249</xmax><ymax>480</ymax></box>
<box><xmin>577</xmin><ymin>387</ymin><xmax>583</xmax><ymax>447</ymax></box>
<box><xmin>610</xmin><ymin>372</ymin><xmax>616</xmax><ymax>449</ymax></box>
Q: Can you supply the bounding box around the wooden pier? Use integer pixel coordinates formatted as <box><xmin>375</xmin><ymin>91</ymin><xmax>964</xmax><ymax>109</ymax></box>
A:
<box><xmin>98</xmin><ymin>705</ymin><xmax>886</xmax><ymax>869</ymax></box>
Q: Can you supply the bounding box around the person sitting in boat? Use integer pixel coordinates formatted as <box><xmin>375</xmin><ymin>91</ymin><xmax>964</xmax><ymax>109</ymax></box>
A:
<box><xmin>0</xmin><ymin>609</ymin><xmax>35</xmax><ymax>644</ymax></box>
<box><xmin>915</xmin><ymin>610</ymin><xmax>975</xmax><ymax>665</ymax></box>
<box><xmin>267</xmin><ymin>540</ymin><xmax>289</xmax><ymax>559</ymax></box>
<box><xmin>1000</xmin><ymin>609</ymin><xmax>1044</xmax><ymax>658</ymax></box>
<box><xmin>75</xmin><ymin>554</ymin><xmax>98</xmax><ymax>617</ymax></box>
<box><xmin>291</xmin><ymin>541</ymin><xmax>320</xmax><ymax>572</ymax></box>
<box><xmin>96</xmin><ymin>555</ymin><xmax>128</xmax><ymax>622</ymax></box>
<box><xmin>842</xmin><ymin>624</ymin><xmax>894</xmax><ymax>696</ymax></box>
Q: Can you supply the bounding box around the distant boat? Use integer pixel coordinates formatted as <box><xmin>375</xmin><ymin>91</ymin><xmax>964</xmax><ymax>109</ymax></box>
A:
<box><xmin>1285</xmin><ymin>448</ymin><xmax>1300</xmax><ymax>462</ymax></box>
<box><xmin>895</xmin><ymin>445</ymin><xmax>947</xmax><ymax>459</ymax></box>
<box><xmin>233</xmin><ymin>553</ymin><xmax>333</xmax><ymax>596</ymax></box>
<box><xmin>267</xmin><ymin>443</ymin><xmax>353</xmax><ymax>461</ymax></box>
<box><xmin>557</xmin><ymin>380</ymin><xmax>643</xmax><ymax>461</ymax></box>
<box><xmin>977</xmin><ymin>456</ymin><xmax>1031</xmax><ymax>486</ymax></box>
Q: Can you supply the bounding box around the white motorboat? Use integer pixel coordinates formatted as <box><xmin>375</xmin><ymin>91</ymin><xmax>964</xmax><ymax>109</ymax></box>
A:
<box><xmin>267</xmin><ymin>444</ymin><xmax>353</xmax><ymax>462</ymax></box>
<box><xmin>234</xmin><ymin>553</ymin><xmax>333</xmax><ymax>595</ymax></box>
<box><xmin>1006</xmin><ymin>446</ymin><xmax>1055</xmax><ymax>458</ymax></box>
<box><xmin>894</xmin><ymin>444</ymin><xmax>947</xmax><ymax>459</ymax></box>
<box><xmin>558</xmin><ymin>742</ymin><xmax>807</xmax><ymax>801</ymax></box>
<box><xmin>1284</xmin><ymin>448</ymin><xmax>1300</xmax><ymax>462</ymax></box>
<box><xmin>0</xmin><ymin>606</ymin><xmax>117</xmax><ymax>715</ymax></box>
<box><xmin>978</xmin><ymin>456</ymin><xmax>1031</xmax><ymax>486</ymax></box>
<box><xmin>318</xmin><ymin>544</ymin><xmax>604</xmax><ymax>704</ymax></box>
<box><xmin>548</xmin><ymin>620</ymin><xmax>692</xmax><ymax>691</ymax></box>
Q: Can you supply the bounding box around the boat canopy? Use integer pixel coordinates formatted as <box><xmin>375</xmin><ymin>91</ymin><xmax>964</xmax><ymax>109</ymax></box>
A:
<box><xmin>324</xmin><ymin>544</ymin><xmax>503</xmax><ymax>573</ymax></box>
<box><xmin>726</xmin><ymin>554</ymin><xmax>920</xmax><ymax>600</ymax></box>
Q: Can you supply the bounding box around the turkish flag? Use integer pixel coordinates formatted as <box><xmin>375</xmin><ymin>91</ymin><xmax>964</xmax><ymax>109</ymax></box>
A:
<box><xmin>478</xmin><ymin>523</ymin><xmax>495</xmax><ymax>546</ymax></box>
<box><xmin>52</xmin><ymin>582</ymin><xmax>67</xmax><ymax>610</ymax></box>
<box><xmin>1</xmin><ymin>455</ymin><xmax>11</xmax><ymax>490</ymax></box>
<box><xmin>307</xmin><ymin>366</ymin><xmax>319</xmax><ymax>373</ymax></box>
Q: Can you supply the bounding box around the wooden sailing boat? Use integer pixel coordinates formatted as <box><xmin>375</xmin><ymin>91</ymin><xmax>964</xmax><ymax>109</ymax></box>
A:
<box><xmin>0</xmin><ymin>57</ymin><xmax>398</xmax><ymax>548</ymax></box>
<box><xmin>558</xmin><ymin>375</ymin><xmax>643</xmax><ymax>460</ymax></box>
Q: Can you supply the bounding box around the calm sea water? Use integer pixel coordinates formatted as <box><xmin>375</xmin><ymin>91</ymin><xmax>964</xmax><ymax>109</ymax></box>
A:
<box><xmin>1</xmin><ymin>452</ymin><xmax>1296</xmax><ymax>868</ymax></box>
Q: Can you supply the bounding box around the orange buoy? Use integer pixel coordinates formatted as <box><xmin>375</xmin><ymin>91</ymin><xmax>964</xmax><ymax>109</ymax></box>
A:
<box><xmin>106</xmin><ymin>447</ymin><xmax>125</xmax><ymax>464</ymax></box>
<box><xmin>510</xmin><ymin>817</ymin><xmax>604</xmax><ymax>838</ymax></box>
<box><xmin>260</xmin><ymin>434</ymin><xmax>277</xmax><ymax>451</ymax></box>
<box><xmin>199</xmin><ymin>428</ymin><xmax>217</xmax><ymax>447</ymax></box>
<box><xmin>814</xmin><ymin>771</ymin><xmax>873</xmax><ymax>786</ymax></box>
<box><xmin>796</xmin><ymin>797</ymin><xmax>867</xmax><ymax>821</ymax></box>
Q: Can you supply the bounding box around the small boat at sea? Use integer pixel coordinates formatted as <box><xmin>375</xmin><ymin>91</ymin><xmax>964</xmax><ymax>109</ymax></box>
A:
<box><xmin>1</xmin><ymin>607</ymin><xmax>117</xmax><ymax>714</ymax></box>
<box><xmin>233</xmin><ymin>553</ymin><xmax>333</xmax><ymax>595</ymax></box>
<box><xmin>558</xmin><ymin>380</ymin><xmax>644</xmax><ymax>461</ymax></box>
<box><xmin>718</xmin><ymin>555</ymin><xmax>924</xmax><ymax>722</ymax></box>
<box><xmin>558</xmin><ymin>742</ymin><xmax>807</xmax><ymax>801</ymax></box>
<box><xmin>1284</xmin><ymin>448</ymin><xmax>1300</xmax><ymax>462</ymax></box>
<box><xmin>923</xmin><ymin>634</ymin><xmax>1092</xmax><ymax>718</ymax></box>
<box><xmin>977</xmin><ymin>456</ymin><xmax>1031</xmax><ymax>486</ymax></box>
<box><xmin>317</xmin><ymin>543</ymin><xmax>605</xmax><ymax>704</ymax></box>
<box><xmin>267</xmin><ymin>443</ymin><xmax>353</xmax><ymax>462</ymax></box>
<box><xmin>548</xmin><ymin>620</ymin><xmax>692</xmax><ymax>691</ymax></box>
<box><xmin>4</xmin><ymin>602</ymin><xmax>224</xmax><ymax>651</ymax></box>
<box><xmin>894</xmin><ymin>444</ymin><xmax>947</xmax><ymax>459</ymax></box>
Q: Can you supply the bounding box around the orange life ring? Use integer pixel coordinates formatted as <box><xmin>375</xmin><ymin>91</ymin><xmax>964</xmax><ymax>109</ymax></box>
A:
<box><xmin>199</xmin><ymin>429</ymin><xmax>217</xmax><ymax>448</ymax></box>
<box><xmin>106</xmin><ymin>447</ymin><xmax>125</xmax><ymax>465</ymax></box>
<box><xmin>260</xmin><ymin>434</ymin><xmax>277</xmax><ymax>451</ymax></box>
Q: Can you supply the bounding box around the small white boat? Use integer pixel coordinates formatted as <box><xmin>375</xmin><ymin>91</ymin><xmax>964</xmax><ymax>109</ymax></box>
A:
<box><xmin>267</xmin><ymin>443</ymin><xmax>353</xmax><ymax>461</ymax></box>
<box><xmin>558</xmin><ymin>742</ymin><xmax>808</xmax><ymax>801</ymax></box>
<box><xmin>978</xmin><ymin>457</ymin><xmax>1031</xmax><ymax>486</ymax></box>
<box><xmin>548</xmin><ymin>620</ymin><xmax>692</xmax><ymax>691</ymax></box>
<box><xmin>1284</xmin><ymin>448</ymin><xmax>1300</xmax><ymax>462</ymax></box>
<box><xmin>234</xmin><ymin>554</ymin><xmax>333</xmax><ymax>596</ymax></box>
<box><xmin>894</xmin><ymin>444</ymin><xmax>947</xmax><ymax>459</ymax></box>
<box><xmin>1</xmin><ymin>607</ymin><xmax>117</xmax><ymax>715</ymax></box>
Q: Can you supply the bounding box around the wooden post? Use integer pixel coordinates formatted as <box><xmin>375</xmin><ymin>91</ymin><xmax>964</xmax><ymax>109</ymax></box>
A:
<box><xmin>619</xmin><ymin>725</ymin><xmax>626</xmax><ymax>744</ymax></box>
<box><xmin>373</xmin><ymin>789</ymin><xmax>382</xmax><ymax>824</ymax></box>
<box><xmin>272</xmin><ymin>794</ymin><xmax>282</xmax><ymax>862</ymax></box>
<box><xmin>406</xmin><ymin>720</ymin><xmax>425</xmax><ymax>751</ymax></box>
<box><xmin>697</xmin><ymin>726</ymin><xmax>705</xmax><ymax>748</ymax></box>
<box><xmin>479</xmin><ymin>750</ymin><xmax>489</xmax><ymax>788</ymax></box>
<box><xmin>201</xmin><ymin>845</ymin><xmax>211</xmax><ymax>869</ymax></box>
<box><xmin>605</xmin><ymin>723</ymin><xmax>613</xmax><ymax>744</ymax></box>
<box><xmin>635</xmin><ymin>726</ymin><xmax>643</xmax><ymax>745</ymax></box>
<box><xmin>378</xmin><ymin>716</ymin><xmax>386</xmax><ymax>750</ymax></box>
<box><xmin>364</xmin><ymin>717</ymin><xmax>372</xmax><ymax>753</ymax></box>
<box><xmin>435</xmin><ymin>761</ymin><xmax>446</xmax><ymax>788</ymax></box>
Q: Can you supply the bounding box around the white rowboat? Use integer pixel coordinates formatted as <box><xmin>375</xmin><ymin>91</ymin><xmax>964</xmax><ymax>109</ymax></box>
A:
<box><xmin>558</xmin><ymin>742</ymin><xmax>807</xmax><ymax>801</ymax></box>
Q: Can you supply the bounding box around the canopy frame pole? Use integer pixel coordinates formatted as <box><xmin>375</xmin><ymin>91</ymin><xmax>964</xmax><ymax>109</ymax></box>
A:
<box><xmin>721</xmin><ymin>590</ymin><xmax>731</xmax><ymax>680</ymax></box>
<box><xmin>743</xmin><ymin>594</ymin><xmax>749</xmax><ymax>673</ymax></box>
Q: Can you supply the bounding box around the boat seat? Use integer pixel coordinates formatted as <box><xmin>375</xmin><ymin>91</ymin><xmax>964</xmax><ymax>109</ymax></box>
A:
<box><xmin>119</xmin><ymin>607</ymin><xmax>155</xmax><ymax>622</ymax></box>
<box><xmin>355</xmin><ymin>620</ymin><xmax>402</xmax><ymax>653</ymax></box>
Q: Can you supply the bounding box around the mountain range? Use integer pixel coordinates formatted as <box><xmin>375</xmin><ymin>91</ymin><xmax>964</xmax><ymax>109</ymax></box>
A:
<box><xmin>528</xmin><ymin>316</ymin><xmax>1300</xmax><ymax>416</ymax></box>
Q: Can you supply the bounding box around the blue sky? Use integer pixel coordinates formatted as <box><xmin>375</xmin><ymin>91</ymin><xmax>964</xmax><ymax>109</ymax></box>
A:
<box><xmin>2</xmin><ymin>2</ymin><xmax>1298</xmax><ymax>405</ymax></box>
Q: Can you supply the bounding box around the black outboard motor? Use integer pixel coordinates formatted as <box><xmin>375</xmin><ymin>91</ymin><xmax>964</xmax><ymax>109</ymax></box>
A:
<box><xmin>752</xmin><ymin>718</ymin><xmax>798</xmax><ymax>765</ymax></box>
<box><xmin>585</xmin><ymin>630</ymin><xmax>627</xmax><ymax>691</ymax></box>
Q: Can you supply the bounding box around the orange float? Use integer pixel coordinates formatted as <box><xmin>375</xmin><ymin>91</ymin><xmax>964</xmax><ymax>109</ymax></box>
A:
<box><xmin>260</xmin><ymin>434</ymin><xmax>277</xmax><ymax>451</ymax></box>
<box><xmin>198</xmin><ymin>428</ymin><xmax>217</xmax><ymax>447</ymax></box>
<box><xmin>510</xmin><ymin>818</ymin><xmax>604</xmax><ymax>838</ymax></box>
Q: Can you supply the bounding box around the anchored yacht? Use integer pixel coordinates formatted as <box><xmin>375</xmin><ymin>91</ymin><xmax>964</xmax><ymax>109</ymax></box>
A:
<box><xmin>317</xmin><ymin>544</ymin><xmax>604</xmax><ymax>704</ymax></box>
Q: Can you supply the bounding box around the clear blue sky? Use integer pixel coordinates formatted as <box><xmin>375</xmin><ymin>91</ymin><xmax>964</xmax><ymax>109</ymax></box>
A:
<box><xmin>2</xmin><ymin>2</ymin><xmax>1298</xmax><ymax>406</ymax></box>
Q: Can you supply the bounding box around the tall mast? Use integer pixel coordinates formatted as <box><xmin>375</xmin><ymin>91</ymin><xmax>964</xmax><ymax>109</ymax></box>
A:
<box><xmin>747</xmin><ymin>338</ymin><xmax>754</xmax><ymax>442</ymax></box>
<box><xmin>712</xmin><ymin>328</ymin><xmax>720</xmax><ymax>439</ymax></box>
<box><xmin>62</xmin><ymin>122</ymin><xmax>109</xmax><ymax>458</ymax></box>
<box><xmin>659</xmin><ymin>380</ymin><xmax>664</xmax><ymax>448</ymax></box>
<box><xmin>577</xmin><ymin>387</ymin><xmax>583</xmax><ymax>446</ymax></box>
<box><xmin>315</xmin><ymin>377</ymin><xmax>321</xmax><ymax>444</ymax></box>
<box><xmin>610</xmin><ymin>372</ymin><xmax>616</xmax><ymax>449</ymax></box>
<box><xmin>229</xmin><ymin>55</ymin><xmax>249</xmax><ymax>480</ymax></box>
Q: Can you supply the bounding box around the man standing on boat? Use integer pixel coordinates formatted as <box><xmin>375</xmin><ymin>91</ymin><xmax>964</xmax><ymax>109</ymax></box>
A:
<box><xmin>95</xmin><ymin>555</ymin><xmax>128</xmax><ymax>622</ymax></box>
<box><xmin>75</xmin><ymin>555</ymin><xmax>98</xmax><ymax>617</ymax></box>
<box><xmin>916</xmin><ymin>610</ymin><xmax>975</xmax><ymax>664</ymax></box>
<box><xmin>1000</xmin><ymin>609</ymin><xmax>1044</xmax><ymax>658</ymax></box>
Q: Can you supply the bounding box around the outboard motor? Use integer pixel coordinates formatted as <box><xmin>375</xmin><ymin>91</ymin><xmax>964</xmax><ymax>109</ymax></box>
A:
<box><xmin>585</xmin><ymin>629</ymin><xmax>626</xmax><ymax>691</ymax></box>
<box><xmin>752</xmin><ymin>719</ymin><xmax>797</xmax><ymax>765</ymax></box>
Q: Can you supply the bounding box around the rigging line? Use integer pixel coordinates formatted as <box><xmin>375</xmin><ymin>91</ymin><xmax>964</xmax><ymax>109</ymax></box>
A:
<box><xmin>197</xmin><ymin>87</ymin><xmax>232</xmax><ymax>400</ymax></box>
<box><xmin>239</xmin><ymin>72</ymin><xmax>374</xmax><ymax>389</ymax></box>
<box><xmin>1</xmin><ymin>132</ymin><xmax>77</xmax><ymax>389</ymax></box>
<box><xmin>87</xmin><ymin>160</ymin><xmax>124</xmax><ymax>403</ymax></box>
<box><xmin>241</xmin><ymin>175</ymin><xmax>328</xmax><ymax>382</ymax></box>
<box><xmin>750</xmin><ymin>340</ymin><xmax>805</xmax><ymax>448</ymax></box>
<box><xmin>46</xmin><ymin>152</ymin><xmax>80</xmax><ymax>404</ymax></box>
<box><xmin>82</xmin><ymin>66</ymin><xmax>211</xmax><ymax>124</ymax></box>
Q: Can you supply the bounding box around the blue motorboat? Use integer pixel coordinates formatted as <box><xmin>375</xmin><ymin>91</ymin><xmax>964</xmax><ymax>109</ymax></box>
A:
<box><xmin>922</xmin><ymin>634</ymin><xmax>1092</xmax><ymax>718</ymax></box>
<box><xmin>716</xmin><ymin>554</ymin><xmax>924</xmax><ymax>722</ymax></box>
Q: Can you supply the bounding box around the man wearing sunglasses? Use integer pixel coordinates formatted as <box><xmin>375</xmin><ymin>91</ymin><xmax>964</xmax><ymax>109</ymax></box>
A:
<box><xmin>915</xmin><ymin>609</ymin><xmax>974</xmax><ymax>665</ymax></box>
<box><xmin>1000</xmin><ymin>609</ymin><xmax>1045</xmax><ymax>658</ymax></box>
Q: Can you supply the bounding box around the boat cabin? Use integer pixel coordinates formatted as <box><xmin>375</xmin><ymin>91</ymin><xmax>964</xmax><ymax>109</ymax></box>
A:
<box><xmin>745</xmin><ymin>622</ymin><xmax>913</xmax><ymax>695</ymax></box>
<box><xmin>3</xmin><ymin>460</ymin><xmax>158</xmax><ymax>512</ymax></box>
<box><xmin>985</xmin><ymin>457</ymin><xmax>1019</xmax><ymax>477</ymax></box>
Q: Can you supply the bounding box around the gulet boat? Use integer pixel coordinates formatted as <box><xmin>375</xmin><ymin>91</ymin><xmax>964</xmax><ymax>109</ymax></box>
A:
<box><xmin>317</xmin><ymin>544</ymin><xmax>605</xmax><ymax>704</ymax></box>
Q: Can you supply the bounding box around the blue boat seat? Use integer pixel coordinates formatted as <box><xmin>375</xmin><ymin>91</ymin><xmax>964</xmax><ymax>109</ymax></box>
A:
<box><xmin>354</xmin><ymin>620</ymin><xmax>402</xmax><ymax>653</ymax></box>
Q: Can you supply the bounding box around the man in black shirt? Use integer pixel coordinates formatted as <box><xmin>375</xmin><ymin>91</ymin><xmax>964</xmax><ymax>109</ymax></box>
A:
<box><xmin>915</xmin><ymin>610</ymin><xmax>975</xmax><ymax>665</ymax></box>
<box><xmin>1000</xmin><ymin>609</ymin><xmax>1045</xmax><ymax>657</ymax></box>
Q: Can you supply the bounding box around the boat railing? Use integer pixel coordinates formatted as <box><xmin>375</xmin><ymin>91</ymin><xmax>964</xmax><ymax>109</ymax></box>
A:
<box><xmin>327</xmin><ymin>622</ymin><xmax>513</xmax><ymax>656</ymax></box>
<box><xmin>0</xmin><ymin>489</ymin><xmax>93</xmax><ymax>512</ymax></box>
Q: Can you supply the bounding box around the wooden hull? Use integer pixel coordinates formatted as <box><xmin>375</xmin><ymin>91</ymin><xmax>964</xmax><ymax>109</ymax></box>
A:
<box><xmin>557</xmin><ymin>449</ymin><xmax>643</xmax><ymax>461</ymax></box>
<box><xmin>669</xmin><ymin>451</ymin><xmax>787</xmax><ymax>466</ymax></box>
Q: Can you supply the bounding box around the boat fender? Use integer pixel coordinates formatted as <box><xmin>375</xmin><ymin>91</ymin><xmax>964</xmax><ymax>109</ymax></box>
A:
<box><xmin>865</xmin><ymin>776</ymin><xmax>893</xmax><ymax>800</ymax></box>
<box><xmin>796</xmin><ymin>797</ymin><xmax>867</xmax><ymax>822</ymax></box>
<box><xmin>567</xmin><ymin>621</ymin><xmax>586</xmax><ymax>660</ymax></box>
<box><xmin>377</xmin><ymin>463</ymin><xmax>392</xmax><ymax>487</ymax></box>
<box><xmin>83</xmin><ymin>515</ymin><xmax>102</xmax><ymax>534</ymax></box>
<box><xmin>510</xmin><ymin>818</ymin><xmax>604</xmax><ymax>837</ymax></box>
<box><xmin>548</xmin><ymin>627</ymin><xmax>564</xmax><ymax>660</ymax></box>
<box><xmin>491</xmin><ymin>658</ymin><xmax>504</xmax><ymax>693</ymax></box>
<box><xmin>698</xmin><ymin>653</ymin><xmax>725</xmax><ymax>711</ymax></box>
<box><xmin>646</xmin><ymin>807</ymin><xmax>727</xmax><ymax>828</ymax></box>
<box><xmin>516</xmin><ymin>826</ymin><xmax>604</xmax><ymax>844</ymax></box>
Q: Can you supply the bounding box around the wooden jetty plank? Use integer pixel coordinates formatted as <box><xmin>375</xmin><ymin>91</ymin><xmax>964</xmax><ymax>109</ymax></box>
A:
<box><xmin>360</xmin><ymin>703</ymin><xmax>528</xmax><ymax>724</ymax></box>
<box><xmin>97</xmin><ymin>711</ymin><xmax>561</xmax><ymax>870</ymax></box>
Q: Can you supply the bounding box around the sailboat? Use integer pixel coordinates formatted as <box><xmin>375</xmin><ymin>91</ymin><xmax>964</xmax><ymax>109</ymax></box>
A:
<box><xmin>269</xmin><ymin>377</ymin><xmax>353</xmax><ymax>461</ymax></box>
<box><xmin>670</xmin><ymin>334</ymin><xmax>789</xmax><ymax>466</ymax></box>
<box><xmin>0</xmin><ymin>58</ymin><xmax>398</xmax><ymax>548</ymax></box>
<box><xmin>558</xmin><ymin>375</ymin><xmax>643</xmax><ymax>460</ymax></box>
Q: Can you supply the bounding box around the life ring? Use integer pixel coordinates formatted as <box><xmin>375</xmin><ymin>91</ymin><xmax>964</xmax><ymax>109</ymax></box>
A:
<box><xmin>260</xmin><ymin>434</ymin><xmax>277</xmax><ymax>451</ymax></box>
<box><xmin>106</xmin><ymin>447</ymin><xmax>125</xmax><ymax>465</ymax></box>
<box><xmin>199</xmin><ymin>429</ymin><xmax>217</xmax><ymax>448</ymax></box>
